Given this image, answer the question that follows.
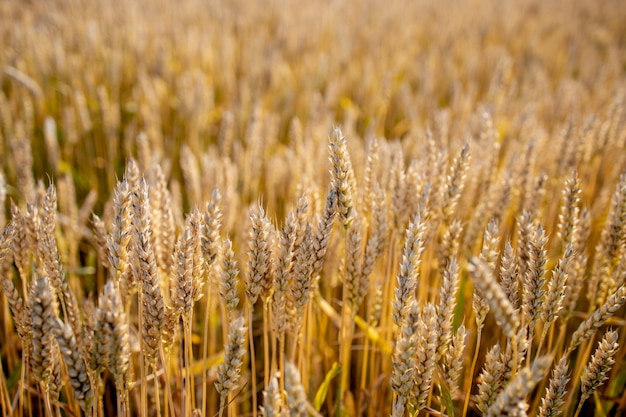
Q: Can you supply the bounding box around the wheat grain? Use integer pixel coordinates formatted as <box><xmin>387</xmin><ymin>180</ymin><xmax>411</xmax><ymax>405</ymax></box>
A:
<box><xmin>285</xmin><ymin>362</ymin><xmax>308</xmax><ymax>416</ymax></box>
<box><xmin>180</xmin><ymin>144</ymin><xmax>202</xmax><ymax>205</ymax></box>
<box><xmin>391</xmin><ymin>302</ymin><xmax>418</xmax><ymax>416</ymax></box>
<box><xmin>360</xmin><ymin>183</ymin><xmax>387</xmax><ymax>291</ymax></box>
<box><xmin>0</xmin><ymin>224</ymin><xmax>29</xmax><ymax>341</ymax></box>
<box><xmin>102</xmin><ymin>280</ymin><xmax>133</xmax><ymax>397</ymax></box>
<box><xmin>220</xmin><ymin>238</ymin><xmax>240</xmax><ymax>319</ymax></box>
<box><xmin>500</xmin><ymin>241</ymin><xmax>520</xmax><ymax>309</ymax></box>
<box><xmin>414</xmin><ymin>303</ymin><xmax>438</xmax><ymax>412</ymax></box>
<box><xmin>557</xmin><ymin>170</ymin><xmax>581</xmax><ymax>247</ymax></box>
<box><xmin>29</xmin><ymin>277</ymin><xmax>59</xmax><ymax>389</ymax></box>
<box><xmin>577</xmin><ymin>330</ymin><xmax>619</xmax><ymax>411</ymax></box>
<box><xmin>148</xmin><ymin>162</ymin><xmax>176</xmax><ymax>275</ymax></box>
<box><xmin>361</xmin><ymin>137</ymin><xmax>380</xmax><ymax>219</ymax></box>
<box><xmin>310</xmin><ymin>188</ymin><xmax>338</xmax><ymax>280</ymax></box>
<box><xmin>392</xmin><ymin>214</ymin><xmax>426</xmax><ymax>326</ymax></box>
<box><xmin>567</xmin><ymin>284</ymin><xmax>626</xmax><ymax>353</ymax></box>
<box><xmin>108</xmin><ymin>179</ymin><xmax>135</xmax><ymax>294</ymax></box>
<box><xmin>215</xmin><ymin>316</ymin><xmax>247</xmax><ymax>413</ymax></box>
<box><xmin>202</xmin><ymin>188</ymin><xmax>223</xmax><ymax>270</ymax></box>
<box><xmin>590</xmin><ymin>173</ymin><xmax>626</xmax><ymax>306</ymax></box>
<box><xmin>485</xmin><ymin>355</ymin><xmax>551</xmax><ymax>417</ymax></box>
<box><xmin>246</xmin><ymin>205</ymin><xmax>274</xmax><ymax>305</ymax></box>
<box><xmin>469</xmin><ymin>258</ymin><xmax>520</xmax><ymax>339</ymax></box>
<box><xmin>473</xmin><ymin>221</ymin><xmax>498</xmax><ymax>331</ymax></box>
<box><xmin>132</xmin><ymin>178</ymin><xmax>165</xmax><ymax>370</ymax></box>
<box><xmin>542</xmin><ymin>243</ymin><xmax>574</xmax><ymax>326</ymax></box>
<box><xmin>329</xmin><ymin>127</ymin><xmax>354</xmax><ymax>229</ymax></box>
<box><xmin>92</xmin><ymin>214</ymin><xmax>110</xmax><ymax>269</ymax></box>
<box><xmin>442</xmin><ymin>324</ymin><xmax>466</xmax><ymax>395</ymax></box>
<box><xmin>522</xmin><ymin>223</ymin><xmax>548</xmax><ymax>333</ymax></box>
<box><xmin>54</xmin><ymin>318</ymin><xmax>94</xmax><ymax>413</ymax></box>
<box><xmin>260</xmin><ymin>375</ymin><xmax>283</xmax><ymax>416</ymax></box>
<box><xmin>273</xmin><ymin>210</ymin><xmax>296</xmax><ymax>334</ymax></box>
<box><xmin>390</xmin><ymin>149</ymin><xmax>409</xmax><ymax>230</ymax></box>
<box><xmin>538</xmin><ymin>356</ymin><xmax>570</xmax><ymax>417</ymax></box>
<box><xmin>345</xmin><ymin>214</ymin><xmax>365</xmax><ymax>311</ymax></box>
<box><xmin>477</xmin><ymin>344</ymin><xmax>506</xmax><ymax>413</ymax></box>
<box><xmin>291</xmin><ymin>223</ymin><xmax>315</xmax><ymax>321</ymax></box>
<box><xmin>10</xmin><ymin>127</ymin><xmax>35</xmax><ymax>202</ymax></box>
<box><xmin>436</xmin><ymin>257</ymin><xmax>460</xmax><ymax>360</ymax></box>
<box><xmin>441</xmin><ymin>143</ymin><xmax>470</xmax><ymax>220</ymax></box>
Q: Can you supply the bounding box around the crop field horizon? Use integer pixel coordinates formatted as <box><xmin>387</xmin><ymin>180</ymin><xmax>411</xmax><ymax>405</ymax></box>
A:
<box><xmin>1</xmin><ymin>0</ymin><xmax>626</xmax><ymax>416</ymax></box>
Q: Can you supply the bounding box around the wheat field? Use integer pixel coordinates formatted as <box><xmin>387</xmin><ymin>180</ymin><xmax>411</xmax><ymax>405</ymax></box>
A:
<box><xmin>1</xmin><ymin>0</ymin><xmax>626</xmax><ymax>416</ymax></box>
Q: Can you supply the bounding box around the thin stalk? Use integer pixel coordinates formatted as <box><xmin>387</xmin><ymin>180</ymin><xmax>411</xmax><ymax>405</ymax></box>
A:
<box><xmin>247</xmin><ymin>304</ymin><xmax>258</xmax><ymax>417</ymax></box>
<box><xmin>279</xmin><ymin>331</ymin><xmax>286</xmax><ymax>396</ymax></box>
<box><xmin>19</xmin><ymin>352</ymin><xmax>26</xmax><ymax>417</ymax></box>
<box><xmin>573</xmin><ymin>400</ymin><xmax>584</xmax><ymax>417</ymax></box>
<box><xmin>202</xmin><ymin>280</ymin><xmax>214</xmax><ymax>415</ymax></box>
<box><xmin>301</xmin><ymin>303</ymin><xmax>312</xmax><ymax>393</ymax></box>
<box><xmin>289</xmin><ymin>326</ymin><xmax>299</xmax><ymax>363</ymax></box>
<box><xmin>547</xmin><ymin>321</ymin><xmax>556</xmax><ymax>354</ymax></box>
<box><xmin>340</xmin><ymin>309</ymin><xmax>354</xmax><ymax>402</ymax></box>
<box><xmin>218</xmin><ymin>394</ymin><xmax>227</xmax><ymax>417</ymax></box>
<box><xmin>526</xmin><ymin>327</ymin><xmax>535</xmax><ymax>365</ymax></box>
<box><xmin>42</xmin><ymin>388</ymin><xmax>53</xmax><ymax>417</ymax></box>
<box><xmin>270</xmin><ymin>305</ymin><xmax>278</xmax><ymax>387</ymax></box>
<box><xmin>184</xmin><ymin>316</ymin><xmax>194</xmax><ymax>417</ymax></box>
<box><xmin>554</xmin><ymin>322</ymin><xmax>569</xmax><ymax>356</ymax></box>
<box><xmin>368</xmin><ymin>335</ymin><xmax>379</xmax><ymax>417</ymax></box>
<box><xmin>536</xmin><ymin>324</ymin><xmax>550</xmax><ymax>361</ymax></box>
<box><xmin>139</xmin><ymin>297</ymin><xmax>148</xmax><ymax>417</ymax></box>
<box><xmin>154</xmin><ymin>365</ymin><xmax>162</xmax><ymax>417</ymax></box>
<box><xmin>159</xmin><ymin>343</ymin><xmax>175</xmax><ymax>417</ymax></box>
<box><xmin>116</xmin><ymin>393</ymin><xmax>123</xmax><ymax>417</ymax></box>
<box><xmin>339</xmin><ymin>228</ymin><xmax>352</xmax><ymax>404</ymax></box>
<box><xmin>359</xmin><ymin>335</ymin><xmax>371</xmax><ymax>411</ymax></box>
<box><xmin>462</xmin><ymin>328</ymin><xmax>482</xmax><ymax>417</ymax></box>
<box><xmin>263</xmin><ymin>301</ymin><xmax>270</xmax><ymax>387</ymax></box>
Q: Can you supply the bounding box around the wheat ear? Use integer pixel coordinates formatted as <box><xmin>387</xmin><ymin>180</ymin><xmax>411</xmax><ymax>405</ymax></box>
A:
<box><xmin>485</xmin><ymin>355</ymin><xmax>551</xmax><ymax>417</ymax></box>
<box><xmin>54</xmin><ymin>318</ymin><xmax>95</xmax><ymax>414</ymax></box>
<box><xmin>215</xmin><ymin>315</ymin><xmax>247</xmax><ymax>417</ymax></box>
<box><xmin>132</xmin><ymin>178</ymin><xmax>165</xmax><ymax>370</ymax></box>
<box><xmin>436</xmin><ymin>257</ymin><xmax>460</xmax><ymax>360</ymax></box>
<box><xmin>29</xmin><ymin>276</ymin><xmax>59</xmax><ymax>413</ymax></box>
<box><xmin>567</xmin><ymin>284</ymin><xmax>626</xmax><ymax>354</ymax></box>
<box><xmin>259</xmin><ymin>375</ymin><xmax>283</xmax><ymax>416</ymax></box>
<box><xmin>285</xmin><ymin>362</ymin><xmax>308</xmax><ymax>416</ymax></box>
<box><xmin>391</xmin><ymin>298</ymin><xmax>418</xmax><ymax>417</ymax></box>
<box><xmin>329</xmin><ymin>127</ymin><xmax>354</xmax><ymax>229</ymax></box>
<box><xmin>538</xmin><ymin>356</ymin><xmax>570</xmax><ymax>417</ymax></box>
<box><xmin>574</xmin><ymin>329</ymin><xmax>619</xmax><ymax>417</ymax></box>
<box><xmin>392</xmin><ymin>213</ymin><xmax>426</xmax><ymax>326</ymax></box>
<box><xmin>469</xmin><ymin>257</ymin><xmax>521</xmax><ymax>340</ymax></box>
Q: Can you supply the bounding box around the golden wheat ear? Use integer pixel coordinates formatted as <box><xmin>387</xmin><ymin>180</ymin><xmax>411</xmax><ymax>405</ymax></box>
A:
<box><xmin>539</xmin><ymin>356</ymin><xmax>570</xmax><ymax>417</ymax></box>
<box><xmin>575</xmin><ymin>330</ymin><xmax>619</xmax><ymax>417</ymax></box>
<box><xmin>215</xmin><ymin>315</ymin><xmax>247</xmax><ymax>417</ymax></box>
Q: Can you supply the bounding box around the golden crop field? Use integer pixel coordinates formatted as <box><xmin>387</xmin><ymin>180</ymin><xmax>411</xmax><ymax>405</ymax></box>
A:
<box><xmin>1</xmin><ymin>0</ymin><xmax>626</xmax><ymax>416</ymax></box>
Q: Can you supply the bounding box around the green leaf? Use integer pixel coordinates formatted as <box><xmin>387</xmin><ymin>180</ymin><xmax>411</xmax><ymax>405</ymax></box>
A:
<box><xmin>453</xmin><ymin>273</ymin><xmax>467</xmax><ymax>330</ymax></box>
<box><xmin>313</xmin><ymin>362</ymin><xmax>341</xmax><ymax>411</ymax></box>
<box><xmin>6</xmin><ymin>361</ymin><xmax>21</xmax><ymax>391</ymax></box>
<box><xmin>441</xmin><ymin>384</ymin><xmax>455</xmax><ymax>417</ymax></box>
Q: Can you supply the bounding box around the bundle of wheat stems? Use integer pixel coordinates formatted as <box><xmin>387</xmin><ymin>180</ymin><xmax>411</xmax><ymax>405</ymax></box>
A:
<box><xmin>1</xmin><ymin>0</ymin><xmax>626</xmax><ymax>416</ymax></box>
